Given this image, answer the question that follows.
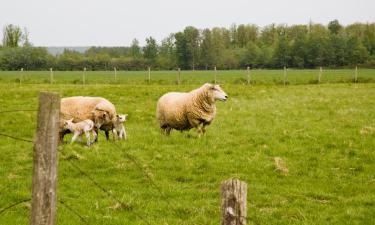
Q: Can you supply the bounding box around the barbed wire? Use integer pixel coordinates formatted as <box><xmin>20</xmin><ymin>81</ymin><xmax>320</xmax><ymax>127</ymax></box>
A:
<box><xmin>0</xmin><ymin>198</ymin><xmax>31</xmax><ymax>215</ymax></box>
<box><xmin>59</xmin><ymin>199</ymin><xmax>90</xmax><ymax>225</ymax></box>
<box><xmin>0</xmin><ymin>133</ymin><xmax>33</xmax><ymax>143</ymax></box>
<box><xmin>58</xmin><ymin>149</ymin><xmax>151</xmax><ymax>225</ymax></box>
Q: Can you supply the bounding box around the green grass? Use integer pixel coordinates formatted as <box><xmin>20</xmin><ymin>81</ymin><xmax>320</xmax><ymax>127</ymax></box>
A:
<box><xmin>0</xmin><ymin>69</ymin><xmax>374</xmax><ymax>85</ymax></box>
<box><xmin>0</xmin><ymin>72</ymin><xmax>375</xmax><ymax>224</ymax></box>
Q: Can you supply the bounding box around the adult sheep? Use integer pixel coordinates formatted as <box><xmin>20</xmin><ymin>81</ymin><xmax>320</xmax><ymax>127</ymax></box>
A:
<box><xmin>59</xmin><ymin>96</ymin><xmax>117</xmax><ymax>142</ymax></box>
<box><xmin>156</xmin><ymin>83</ymin><xmax>228</xmax><ymax>136</ymax></box>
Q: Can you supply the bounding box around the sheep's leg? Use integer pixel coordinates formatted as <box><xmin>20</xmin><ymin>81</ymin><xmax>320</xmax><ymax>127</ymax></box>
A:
<box><xmin>85</xmin><ymin>130</ymin><xmax>91</xmax><ymax>146</ymax></box>
<box><xmin>91</xmin><ymin>130</ymin><xmax>97</xmax><ymax>145</ymax></box>
<box><xmin>105</xmin><ymin>131</ymin><xmax>110</xmax><ymax>141</ymax></box>
<box><xmin>165</xmin><ymin>127</ymin><xmax>171</xmax><ymax>136</ymax></box>
<box><xmin>93</xmin><ymin>127</ymin><xmax>98</xmax><ymax>142</ymax></box>
<box><xmin>71</xmin><ymin>132</ymin><xmax>80</xmax><ymax>144</ymax></box>
<box><xmin>112</xmin><ymin>129</ymin><xmax>118</xmax><ymax>141</ymax></box>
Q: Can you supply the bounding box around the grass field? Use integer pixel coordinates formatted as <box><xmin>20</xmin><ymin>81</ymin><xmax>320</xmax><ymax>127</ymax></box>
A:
<box><xmin>0</xmin><ymin>69</ymin><xmax>374</xmax><ymax>85</ymax></box>
<box><xmin>0</xmin><ymin>70</ymin><xmax>375</xmax><ymax>225</ymax></box>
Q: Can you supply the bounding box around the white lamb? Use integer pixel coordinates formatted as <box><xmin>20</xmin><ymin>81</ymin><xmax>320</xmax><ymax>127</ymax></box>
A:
<box><xmin>112</xmin><ymin>114</ymin><xmax>127</xmax><ymax>140</ymax></box>
<box><xmin>63</xmin><ymin>119</ymin><xmax>97</xmax><ymax>146</ymax></box>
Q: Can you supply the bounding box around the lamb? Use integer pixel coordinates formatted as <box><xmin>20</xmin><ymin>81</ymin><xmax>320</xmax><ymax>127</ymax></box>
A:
<box><xmin>156</xmin><ymin>83</ymin><xmax>228</xmax><ymax>136</ymax></box>
<box><xmin>63</xmin><ymin>119</ymin><xmax>97</xmax><ymax>146</ymax></box>
<box><xmin>59</xmin><ymin>96</ymin><xmax>117</xmax><ymax>142</ymax></box>
<box><xmin>112</xmin><ymin>114</ymin><xmax>128</xmax><ymax>140</ymax></box>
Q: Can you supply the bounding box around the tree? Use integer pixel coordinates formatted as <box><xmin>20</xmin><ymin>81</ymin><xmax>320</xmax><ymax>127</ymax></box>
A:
<box><xmin>183</xmin><ymin>26</ymin><xmax>200</xmax><ymax>70</ymax></box>
<box><xmin>2</xmin><ymin>24</ymin><xmax>23</xmax><ymax>47</ymax></box>
<box><xmin>200</xmin><ymin>29</ymin><xmax>214</xmax><ymax>69</ymax></box>
<box><xmin>143</xmin><ymin>36</ymin><xmax>158</xmax><ymax>66</ymax></box>
<box><xmin>129</xmin><ymin>39</ymin><xmax>141</xmax><ymax>59</ymax></box>
<box><xmin>328</xmin><ymin>19</ymin><xmax>342</xmax><ymax>35</ymax></box>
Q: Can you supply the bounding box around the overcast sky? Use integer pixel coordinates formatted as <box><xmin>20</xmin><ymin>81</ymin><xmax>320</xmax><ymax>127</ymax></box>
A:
<box><xmin>1</xmin><ymin>0</ymin><xmax>374</xmax><ymax>46</ymax></box>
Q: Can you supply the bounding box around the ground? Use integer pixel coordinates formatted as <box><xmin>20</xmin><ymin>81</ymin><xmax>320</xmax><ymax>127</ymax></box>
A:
<box><xmin>0</xmin><ymin>70</ymin><xmax>374</xmax><ymax>224</ymax></box>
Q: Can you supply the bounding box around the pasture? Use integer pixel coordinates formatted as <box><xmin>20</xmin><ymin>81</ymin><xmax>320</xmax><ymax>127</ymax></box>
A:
<box><xmin>0</xmin><ymin>70</ymin><xmax>375</xmax><ymax>225</ymax></box>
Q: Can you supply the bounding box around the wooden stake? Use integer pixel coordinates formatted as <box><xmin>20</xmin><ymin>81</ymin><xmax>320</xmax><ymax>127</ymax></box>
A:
<box><xmin>221</xmin><ymin>179</ymin><xmax>247</xmax><ymax>225</ymax></box>
<box><xmin>354</xmin><ymin>65</ymin><xmax>358</xmax><ymax>83</ymax></box>
<box><xmin>20</xmin><ymin>68</ymin><xmax>24</xmax><ymax>84</ymax></box>
<box><xmin>283</xmin><ymin>66</ymin><xmax>287</xmax><ymax>86</ymax></box>
<box><xmin>318</xmin><ymin>66</ymin><xmax>322</xmax><ymax>84</ymax></box>
<box><xmin>114</xmin><ymin>67</ymin><xmax>117</xmax><ymax>82</ymax></box>
<box><xmin>82</xmin><ymin>67</ymin><xmax>86</xmax><ymax>84</ymax></box>
<box><xmin>30</xmin><ymin>92</ymin><xmax>60</xmax><ymax>225</ymax></box>
<box><xmin>148</xmin><ymin>66</ymin><xmax>151</xmax><ymax>84</ymax></box>
<box><xmin>177</xmin><ymin>68</ymin><xmax>181</xmax><ymax>85</ymax></box>
<box><xmin>214</xmin><ymin>66</ymin><xmax>217</xmax><ymax>84</ymax></box>
<box><xmin>50</xmin><ymin>68</ymin><xmax>53</xmax><ymax>84</ymax></box>
<box><xmin>247</xmin><ymin>66</ymin><xmax>251</xmax><ymax>85</ymax></box>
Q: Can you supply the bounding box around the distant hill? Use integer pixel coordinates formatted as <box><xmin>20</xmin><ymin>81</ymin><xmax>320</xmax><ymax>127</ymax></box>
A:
<box><xmin>47</xmin><ymin>46</ymin><xmax>90</xmax><ymax>55</ymax></box>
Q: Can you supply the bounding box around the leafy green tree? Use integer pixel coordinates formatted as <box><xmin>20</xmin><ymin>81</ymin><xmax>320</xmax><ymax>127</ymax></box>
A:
<box><xmin>129</xmin><ymin>39</ymin><xmax>141</xmax><ymax>59</ymax></box>
<box><xmin>328</xmin><ymin>20</ymin><xmax>342</xmax><ymax>35</ymax></box>
<box><xmin>183</xmin><ymin>26</ymin><xmax>200</xmax><ymax>70</ymax></box>
<box><xmin>200</xmin><ymin>29</ymin><xmax>215</xmax><ymax>69</ymax></box>
<box><xmin>143</xmin><ymin>36</ymin><xmax>158</xmax><ymax>66</ymax></box>
<box><xmin>2</xmin><ymin>24</ymin><xmax>23</xmax><ymax>47</ymax></box>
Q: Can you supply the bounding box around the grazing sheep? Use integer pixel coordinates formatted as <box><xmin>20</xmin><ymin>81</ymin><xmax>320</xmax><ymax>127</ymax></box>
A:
<box><xmin>59</xmin><ymin>96</ymin><xmax>117</xmax><ymax>142</ymax></box>
<box><xmin>112</xmin><ymin>114</ymin><xmax>128</xmax><ymax>140</ymax></box>
<box><xmin>63</xmin><ymin>119</ymin><xmax>97</xmax><ymax>146</ymax></box>
<box><xmin>156</xmin><ymin>83</ymin><xmax>228</xmax><ymax>136</ymax></box>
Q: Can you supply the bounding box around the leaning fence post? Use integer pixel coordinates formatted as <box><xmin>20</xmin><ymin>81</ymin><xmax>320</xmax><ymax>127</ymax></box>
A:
<box><xmin>20</xmin><ymin>68</ymin><xmax>24</xmax><ymax>84</ymax></box>
<box><xmin>354</xmin><ymin>65</ymin><xmax>358</xmax><ymax>83</ymax></box>
<box><xmin>246</xmin><ymin>66</ymin><xmax>251</xmax><ymax>85</ymax></box>
<box><xmin>221</xmin><ymin>179</ymin><xmax>247</xmax><ymax>225</ymax></box>
<box><xmin>283</xmin><ymin>66</ymin><xmax>287</xmax><ymax>86</ymax></box>
<box><xmin>114</xmin><ymin>67</ymin><xmax>117</xmax><ymax>82</ymax></box>
<box><xmin>50</xmin><ymin>68</ymin><xmax>54</xmax><ymax>84</ymax></box>
<box><xmin>82</xmin><ymin>67</ymin><xmax>86</xmax><ymax>84</ymax></box>
<box><xmin>30</xmin><ymin>92</ymin><xmax>60</xmax><ymax>225</ymax></box>
<box><xmin>177</xmin><ymin>68</ymin><xmax>181</xmax><ymax>85</ymax></box>
<box><xmin>214</xmin><ymin>66</ymin><xmax>217</xmax><ymax>84</ymax></box>
<box><xmin>148</xmin><ymin>66</ymin><xmax>151</xmax><ymax>84</ymax></box>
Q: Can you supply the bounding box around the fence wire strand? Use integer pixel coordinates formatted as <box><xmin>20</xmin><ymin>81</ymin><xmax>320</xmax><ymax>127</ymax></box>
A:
<box><xmin>0</xmin><ymin>198</ymin><xmax>31</xmax><ymax>215</ymax></box>
<box><xmin>0</xmin><ymin>133</ymin><xmax>33</xmax><ymax>143</ymax></box>
<box><xmin>59</xmin><ymin>199</ymin><xmax>90</xmax><ymax>225</ymax></box>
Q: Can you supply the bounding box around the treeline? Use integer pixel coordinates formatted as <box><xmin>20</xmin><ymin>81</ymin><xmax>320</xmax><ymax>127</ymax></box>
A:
<box><xmin>1</xmin><ymin>20</ymin><xmax>375</xmax><ymax>71</ymax></box>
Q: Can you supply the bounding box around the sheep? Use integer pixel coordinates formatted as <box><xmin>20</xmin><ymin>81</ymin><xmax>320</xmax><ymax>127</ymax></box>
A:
<box><xmin>156</xmin><ymin>83</ymin><xmax>228</xmax><ymax>136</ymax></box>
<box><xmin>59</xmin><ymin>96</ymin><xmax>117</xmax><ymax>142</ymax></box>
<box><xmin>63</xmin><ymin>119</ymin><xmax>97</xmax><ymax>146</ymax></box>
<box><xmin>112</xmin><ymin>114</ymin><xmax>128</xmax><ymax>140</ymax></box>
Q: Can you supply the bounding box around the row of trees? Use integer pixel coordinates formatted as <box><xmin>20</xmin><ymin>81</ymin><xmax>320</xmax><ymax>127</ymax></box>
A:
<box><xmin>1</xmin><ymin>20</ymin><xmax>375</xmax><ymax>71</ymax></box>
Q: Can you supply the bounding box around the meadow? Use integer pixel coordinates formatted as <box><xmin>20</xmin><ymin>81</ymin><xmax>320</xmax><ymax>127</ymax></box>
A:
<box><xmin>0</xmin><ymin>70</ymin><xmax>375</xmax><ymax>225</ymax></box>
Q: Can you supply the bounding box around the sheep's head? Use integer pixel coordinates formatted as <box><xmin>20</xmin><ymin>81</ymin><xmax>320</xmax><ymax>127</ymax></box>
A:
<box><xmin>63</xmin><ymin>118</ymin><xmax>74</xmax><ymax>129</ymax></box>
<box><xmin>91</xmin><ymin>110</ymin><xmax>111</xmax><ymax>128</ymax></box>
<box><xmin>204</xmin><ymin>83</ymin><xmax>228</xmax><ymax>102</ymax></box>
<box><xmin>116</xmin><ymin>114</ymin><xmax>128</xmax><ymax>123</ymax></box>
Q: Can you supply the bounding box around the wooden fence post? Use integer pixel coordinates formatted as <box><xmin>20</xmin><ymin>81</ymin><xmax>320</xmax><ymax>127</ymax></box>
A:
<box><xmin>50</xmin><ymin>68</ymin><xmax>53</xmax><ymax>84</ymax></box>
<box><xmin>318</xmin><ymin>66</ymin><xmax>322</xmax><ymax>84</ymax></box>
<box><xmin>221</xmin><ymin>179</ymin><xmax>247</xmax><ymax>225</ymax></box>
<box><xmin>114</xmin><ymin>67</ymin><xmax>117</xmax><ymax>82</ymax></box>
<box><xmin>354</xmin><ymin>65</ymin><xmax>358</xmax><ymax>83</ymax></box>
<box><xmin>177</xmin><ymin>68</ymin><xmax>181</xmax><ymax>85</ymax></box>
<box><xmin>246</xmin><ymin>66</ymin><xmax>251</xmax><ymax>85</ymax></box>
<box><xmin>30</xmin><ymin>92</ymin><xmax>60</xmax><ymax>225</ymax></box>
<box><xmin>82</xmin><ymin>67</ymin><xmax>86</xmax><ymax>84</ymax></box>
<box><xmin>20</xmin><ymin>68</ymin><xmax>24</xmax><ymax>84</ymax></box>
<box><xmin>214</xmin><ymin>66</ymin><xmax>217</xmax><ymax>84</ymax></box>
<box><xmin>148</xmin><ymin>66</ymin><xmax>151</xmax><ymax>84</ymax></box>
<box><xmin>283</xmin><ymin>66</ymin><xmax>287</xmax><ymax>86</ymax></box>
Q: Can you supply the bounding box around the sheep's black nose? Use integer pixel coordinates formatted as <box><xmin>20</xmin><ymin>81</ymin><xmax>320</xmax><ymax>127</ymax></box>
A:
<box><xmin>225</xmin><ymin>95</ymin><xmax>228</xmax><ymax>99</ymax></box>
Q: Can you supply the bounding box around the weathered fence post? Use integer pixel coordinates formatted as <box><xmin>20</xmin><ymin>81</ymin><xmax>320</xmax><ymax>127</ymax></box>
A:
<box><xmin>246</xmin><ymin>66</ymin><xmax>251</xmax><ymax>85</ymax></box>
<box><xmin>82</xmin><ymin>67</ymin><xmax>86</xmax><ymax>84</ymax></box>
<box><xmin>30</xmin><ymin>92</ymin><xmax>60</xmax><ymax>225</ymax></box>
<box><xmin>114</xmin><ymin>67</ymin><xmax>117</xmax><ymax>82</ymax></box>
<box><xmin>148</xmin><ymin>66</ymin><xmax>151</xmax><ymax>84</ymax></box>
<box><xmin>354</xmin><ymin>65</ymin><xmax>358</xmax><ymax>83</ymax></box>
<box><xmin>221</xmin><ymin>179</ymin><xmax>247</xmax><ymax>225</ymax></box>
<box><xmin>318</xmin><ymin>66</ymin><xmax>322</xmax><ymax>84</ymax></box>
<box><xmin>20</xmin><ymin>68</ymin><xmax>24</xmax><ymax>84</ymax></box>
<box><xmin>50</xmin><ymin>68</ymin><xmax>54</xmax><ymax>84</ymax></box>
<box><xmin>283</xmin><ymin>66</ymin><xmax>287</xmax><ymax>86</ymax></box>
<box><xmin>177</xmin><ymin>68</ymin><xmax>181</xmax><ymax>85</ymax></box>
<box><xmin>214</xmin><ymin>66</ymin><xmax>217</xmax><ymax>84</ymax></box>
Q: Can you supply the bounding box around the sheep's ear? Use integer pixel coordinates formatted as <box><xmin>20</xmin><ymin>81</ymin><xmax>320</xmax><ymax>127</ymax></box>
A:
<box><xmin>69</xmin><ymin>118</ymin><xmax>74</xmax><ymax>122</ymax></box>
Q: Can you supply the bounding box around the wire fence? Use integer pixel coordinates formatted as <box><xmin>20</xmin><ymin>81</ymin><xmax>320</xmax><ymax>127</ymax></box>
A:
<box><xmin>0</xmin><ymin>67</ymin><xmax>374</xmax><ymax>85</ymax></box>
<box><xmin>0</xmin><ymin>109</ymin><xmax>178</xmax><ymax>225</ymax></box>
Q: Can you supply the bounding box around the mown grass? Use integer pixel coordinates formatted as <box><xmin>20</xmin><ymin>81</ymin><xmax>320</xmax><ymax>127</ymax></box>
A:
<box><xmin>0</xmin><ymin>73</ymin><xmax>375</xmax><ymax>224</ymax></box>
